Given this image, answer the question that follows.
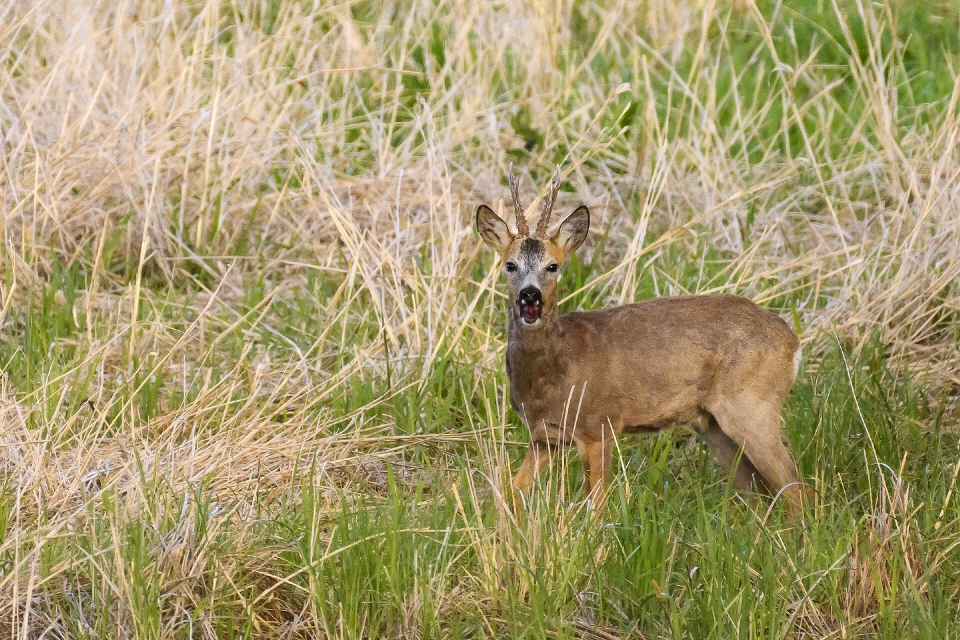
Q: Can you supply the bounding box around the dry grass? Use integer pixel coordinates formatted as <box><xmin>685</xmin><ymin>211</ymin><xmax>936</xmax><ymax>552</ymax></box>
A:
<box><xmin>1</xmin><ymin>0</ymin><xmax>959</xmax><ymax>637</ymax></box>
<box><xmin>3</xmin><ymin>1</ymin><xmax>959</xmax><ymax>373</ymax></box>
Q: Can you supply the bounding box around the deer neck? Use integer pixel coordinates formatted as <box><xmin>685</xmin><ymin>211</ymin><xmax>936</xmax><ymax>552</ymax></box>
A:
<box><xmin>505</xmin><ymin>299</ymin><xmax>565</xmax><ymax>422</ymax></box>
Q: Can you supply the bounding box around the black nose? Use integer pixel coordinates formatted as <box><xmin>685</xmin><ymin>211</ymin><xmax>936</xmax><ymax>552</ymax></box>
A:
<box><xmin>517</xmin><ymin>286</ymin><xmax>542</xmax><ymax>306</ymax></box>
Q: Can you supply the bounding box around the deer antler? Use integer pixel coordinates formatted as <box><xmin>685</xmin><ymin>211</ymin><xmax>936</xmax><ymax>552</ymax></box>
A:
<box><xmin>536</xmin><ymin>167</ymin><xmax>561</xmax><ymax>238</ymax></box>
<box><xmin>508</xmin><ymin>165</ymin><xmax>530</xmax><ymax>237</ymax></box>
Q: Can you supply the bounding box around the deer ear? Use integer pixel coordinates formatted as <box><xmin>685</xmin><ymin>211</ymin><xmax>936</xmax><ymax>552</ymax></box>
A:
<box><xmin>553</xmin><ymin>206</ymin><xmax>590</xmax><ymax>253</ymax></box>
<box><xmin>476</xmin><ymin>205</ymin><xmax>513</xmax><ymax>252</ymax></box>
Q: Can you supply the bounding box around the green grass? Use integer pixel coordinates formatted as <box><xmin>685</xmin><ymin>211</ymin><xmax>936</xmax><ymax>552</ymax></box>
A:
<box><xmin>257</xmin><ymin>343</ymin><xmax>959</xmax><ymax>639</ymax></box>
<box><xmin>4</xmin><ymin>258</ymin><xmax>959</xmax><ymax>636</ymax></box>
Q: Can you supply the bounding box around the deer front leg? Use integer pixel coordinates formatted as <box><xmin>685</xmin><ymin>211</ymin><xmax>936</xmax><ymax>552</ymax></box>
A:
<box><xmin>511</xmin><ymin>442</ymin><xmax>555</xmax><ymax>514</ymax></box>
<box><xmin>578</xmin><ymin>437</ymin><xmax>612</xmax><ymax>510</ymax></box>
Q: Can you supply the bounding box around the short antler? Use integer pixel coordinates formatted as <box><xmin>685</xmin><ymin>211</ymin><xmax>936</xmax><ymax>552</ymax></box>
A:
<box><xmin>508</xmin><ymin>165</ymin><xmax>530</xmax><ymax>237</ymax></box>
<box><xmin>536</xmin><ymin>167</ymin><xmax>561</xmax><ymax>238</ymax></box>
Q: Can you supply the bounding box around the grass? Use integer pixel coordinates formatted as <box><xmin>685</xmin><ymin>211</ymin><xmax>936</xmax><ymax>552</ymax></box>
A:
<box><xmin>2</xmin><ymin>0</ymin><xmax>960</xmax><ymax>637</ymax></box>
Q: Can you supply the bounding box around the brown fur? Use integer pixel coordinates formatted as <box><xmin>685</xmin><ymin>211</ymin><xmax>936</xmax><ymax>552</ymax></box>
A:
<box><xmin>477</xmin><ymin>197</ymin><xmax>811</xmax><ymax>521</ymax></box>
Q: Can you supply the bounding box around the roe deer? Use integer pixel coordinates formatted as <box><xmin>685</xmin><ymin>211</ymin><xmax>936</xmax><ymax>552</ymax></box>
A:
<box><xmin>477</xmin><ymin>169</ymin><xmax>810</xmax><ymax>521</ymax></box>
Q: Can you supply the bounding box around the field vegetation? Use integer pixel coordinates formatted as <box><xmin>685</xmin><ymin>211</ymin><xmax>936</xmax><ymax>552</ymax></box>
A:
<box><xmin>1</xmin><ymin>0</ymin><xmax>960</xmax><ymax>637</ymax></box>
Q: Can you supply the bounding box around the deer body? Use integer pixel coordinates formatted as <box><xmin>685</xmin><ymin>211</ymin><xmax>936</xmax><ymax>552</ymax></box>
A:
<box><xmin>478</xmin><ymin>171</ymin><xmax>808</xmax><ymax>520</ymax></box>
<box><xmin>508</xmin><ymin>295</ymin><xmax>799</xmax><ymax>436</ymax></box>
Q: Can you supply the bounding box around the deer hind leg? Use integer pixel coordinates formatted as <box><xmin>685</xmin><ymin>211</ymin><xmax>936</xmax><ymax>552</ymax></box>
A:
<box><xmin>707</xmin><ymin>402</ymin><xmax>807</xmax><ymax>521</ymax></box>
<box><xmin>697</xmin><ymin>416</ymin><xmax>768</xmax><ymax>499</ymax></box>
<box><xmin>511</xmin><ymin>442</ymin><xmax>556</xmax><ymax>514</ymax></box>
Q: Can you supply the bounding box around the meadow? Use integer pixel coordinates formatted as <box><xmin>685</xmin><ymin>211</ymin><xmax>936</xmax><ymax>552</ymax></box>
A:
<box><xmin>1</xmin><ymin>0</ymin><xmax>960</xmax><ymax>637</ymax></box>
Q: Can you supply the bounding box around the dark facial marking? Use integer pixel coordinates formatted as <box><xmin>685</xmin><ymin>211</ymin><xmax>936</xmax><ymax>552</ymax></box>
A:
<box><xmin>519</xmin><ymin>238</ymin><xmax>545</xmax><ymax>261</ymax></box>
<box><xmin>513</xmin><ymin>239</ymin><xmax>547</xmax><ymax>324</ymax></box>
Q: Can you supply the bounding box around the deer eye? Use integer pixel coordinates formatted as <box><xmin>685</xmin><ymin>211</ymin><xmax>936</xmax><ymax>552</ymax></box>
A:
<box><xmin>546</xmin><ymin>264</ymin><xmax>559</xmax><ymax>273</ymax></box>
<box><xmin>505</xmin><ymin>261</ymin><xmax>518</xmax><ymax>273</ymax></box>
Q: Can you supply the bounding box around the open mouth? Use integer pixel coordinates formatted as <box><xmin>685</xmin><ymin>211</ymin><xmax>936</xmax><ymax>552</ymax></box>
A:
<box><xmin>520</xmin><ymin>302</ymin><xmax>542</xmax><ymax>324</ymax></box>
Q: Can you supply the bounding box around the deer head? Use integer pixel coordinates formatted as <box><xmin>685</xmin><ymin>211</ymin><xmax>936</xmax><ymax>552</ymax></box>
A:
<box><xmin>476</xmin><ymin>169</ymin><xmax>589</xmax><ymax>327</ymax></box>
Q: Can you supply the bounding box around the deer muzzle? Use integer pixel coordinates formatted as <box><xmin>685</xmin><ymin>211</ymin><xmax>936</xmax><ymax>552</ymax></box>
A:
<box><xmin>517</xmin><ymin>286</ymin><xmax>543</xmax><ymax>324</ymax></box>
